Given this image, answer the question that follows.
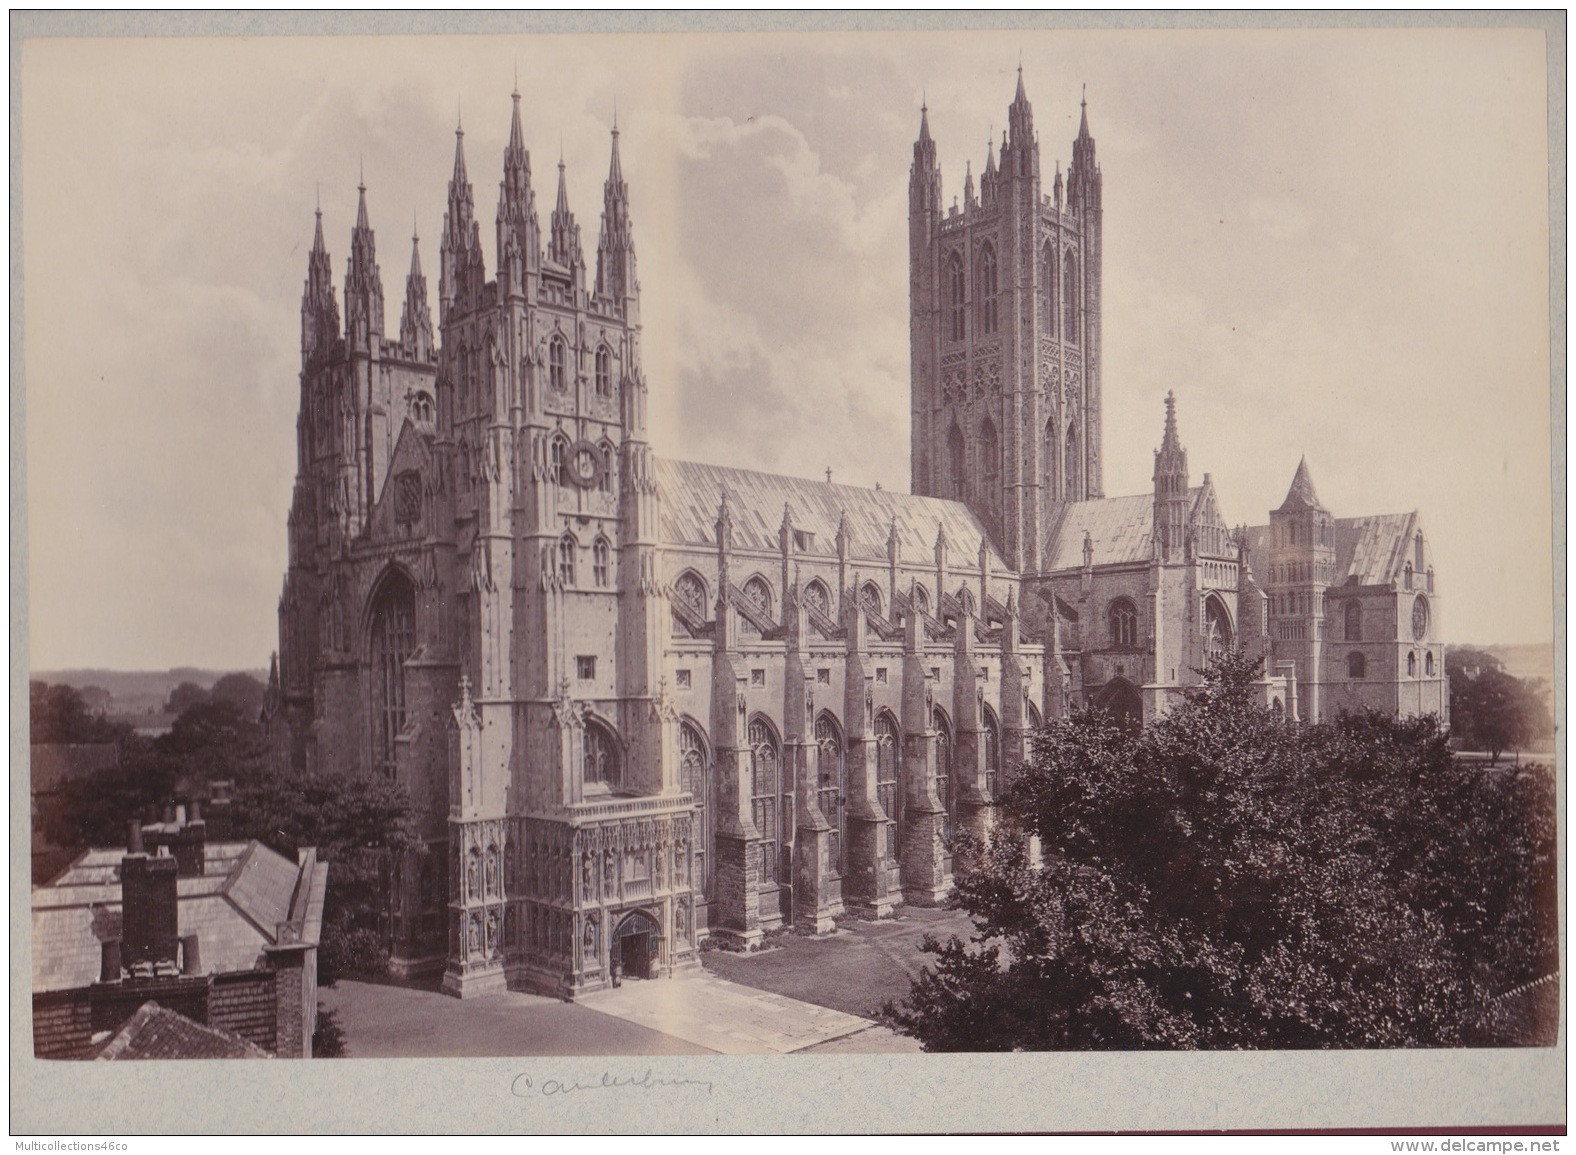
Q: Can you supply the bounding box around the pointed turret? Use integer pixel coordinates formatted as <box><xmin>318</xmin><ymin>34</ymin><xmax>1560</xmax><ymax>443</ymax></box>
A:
<box><xmin>344</xmin><ymin>178</ymin><xmax>384</xmax><ymax>345</ymax></box>
<box><xmin>548</xmin><ymin>155</ymin><xmax>582</xmax><ymax>275</ymax></box>
<box><xmin>301</xmin><ymin>205</ymin><xmax>340</xmax><ymax>359</ymax></box>
<box><xmin>595</xmin><ymin>120</ymin><xmax>638</xmax><ymax>309</ymax></box>
<box><xmin>441</xmin><ymin>120</ymin><xmax>483</xmax><ymax>317</ymax></box>
<box><xmin>1009</xmin><ymin>64</ymin><xmax>1033</xmax><ymax>146</ymax></box>
<box><xmin>963</xmin><ymin>159</ymin><xmax>975</xmax><ymax>208</ymax></box>
<box><xmin>496</xmin><ymin>86</ymin><xmax>537</xmax><ymax>292</ymax></box>
<box><xmin>399</xmin><ymin>227</ymin><xmax>434</xmax><ymax>362</ymax></box>
<box><xmin>1153</xmin><ymin>391</ymin><xmax>1190</xmax><ymax>561</ymax></box>
<box><xmin>909</xmin><ymin>99</ymin><xmax>942</xmax><ymax>230</ymax></box>
<box><xmin>1069</xmin><ymin>84</ymin><xmax>1101</xmax><ymax>214</ymax></box>
<box><xmin>1277</xmin><ymin>456</ymin><xmax>1324</xmax><ymax>513</ymax></box>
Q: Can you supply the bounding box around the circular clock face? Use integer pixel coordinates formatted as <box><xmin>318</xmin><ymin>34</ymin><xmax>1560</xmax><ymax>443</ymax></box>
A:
<box><xmin>1411</xmin><ymin>595</ymin><xmax>1429</xmax><ymax>641</ymax></box>
<box><xmin>573</xmin><ymin>449</ymin><xmax>597</xmax><ymax>483</ymax></box>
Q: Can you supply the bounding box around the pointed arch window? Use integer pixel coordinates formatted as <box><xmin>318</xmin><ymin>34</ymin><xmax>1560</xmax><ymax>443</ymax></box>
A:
<box><xmin>933</xmin><ymin>706</ymin><xmax>954</xmax><ymax>842</ymax></box>
<box><xmin>875</xmin><ymin>710</ymin><xmax>902</xmax><ymax>859</ymax></box>
<box><xmin>1042</xmin><ymin>241</ymin><xmax>1058</xmax><ymax>336</ymax></box>
<box><xmin>859</xmin><ymin>581</ymin><xmax>884</xmax><ymax>619</ymax></box>
<box><xmin>1063</xmin><ymin>251</ymin><xmax>1080</xmax><ymax>345</ymax></box>
<box><xmin>1344</xmin><ymin>601</ymin><xmax>1362</xmax><ymax>642</ymax></box>
<box><xmin>595</xmin><ymin>345</ymin><xmax>612</xmax><ymax>397</ymax></box>
<box><xmin>1044</xmin><ymin>418</ymin><xmax>1059</xmax><ymax>500</ymax></box>
<box><xmin>748</xmin><ymin>717</ymin><xmax>781</xmax><ymax>884</ymax></box>
<box><xmin>1407</xmin><ymin>651</ymin><xmax>1418</xmax><ymax>677</ymax></box>
<box><xmin>948</xmin><ymin>422</ymin><xmax>967</xmax><ymax>500</ymax></box>
<box><xmin>679</xmin><ymin>721</ymin><xmax>710</xmax><ymax>898</ymax></box>
<box><xmin>982</xmin><ymin>704</ymin><xmax>1001</xmax><ymax>799</ymax></box>
<box><xmin>976</xmin><ymin>244</ymin><xmax>998</xmax><ymax>335</ymax></box>
<box><xmin>911</xmin><ymin>584</ymin><xmax>930</xmax><ymax>615</ymax></box>
<box><xmin>1108</xmin><ymin>598</ymin><xmax>1138</xmax><ymax>649</ymax></box>
<box><xmin>584</xmin><ymin>719</ymin><xmax>618</xmax><ymax>789</ymax></box>
<box><xmin>1425</xmin><ymin>651</ymin><xmax>1435</xmax><ymax>676</ymax></box>
<box><xmin>804</xmin><ymin>578</ymin><xmax>832</xmax><ymax>618</ymax></box>
<box><xmin>674</xmin><ymin>570</ymin><xmax>708</xmax><ymax>617</ymax></box>
<box><xmin>558</xmin><ymin>534</ymin><xmax>577</xmax><ymax>586</ymax></box>
<box><xmin>814</xmin><ymin>711</ymin><xmax>845</xmax><ymax>873</ymax></box>
<box><xmin>1064</xmin><ymin>422</ymin><xmax>1079</xmax><ymax>501</ymax></box>
<box><xmin>946</xmin><ymin>252</ymin><xmax>965</xmax><ymax>341</ymax></box>
<box><xmin>549</xmin><ymin>336</ymin><xmax>568</xmax><ymax>392</ymax></box>
<box><xmin>369</xmin><ymin>571</ymin><xmax>415</xmax><ymax>777</ymax></box>
<box><xmin>980</xmin><ymin>417</ymin><xmax>1001</xmax><ymax>512</ymax></box>
<box><xmin>597</xmin><ymin>440</ymin><xmax>615</xmax><ymax>494</ymax></box>
<box><xmin>592</xmin><ymin>537</ymin><xmax>611</xmax><ymax>587</ymax></box>
<box><xmin>549</xmin><ymin>435</ymin><xmax>568</xmax><ymax>486</ymax></box>
<box><xmin>741</xmin><ymin>575</ymin><xmax>773</xmax><ymax>636</ymax></box>
<box><xmin>1203</xmin><ymin>596</ymin><xmax>1232</xmax><ymax>658</ymax></box>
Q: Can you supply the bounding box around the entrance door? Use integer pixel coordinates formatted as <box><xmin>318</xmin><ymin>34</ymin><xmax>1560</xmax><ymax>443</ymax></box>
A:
<box><xmin>623</xmin><ymin>932</ymin><xmax>652</xmax><ymax>979</ymax></box>
<box><xmin>614</xmin><ymin>911</ymin><xmax>660</xmax><ymax>980</ymax></box>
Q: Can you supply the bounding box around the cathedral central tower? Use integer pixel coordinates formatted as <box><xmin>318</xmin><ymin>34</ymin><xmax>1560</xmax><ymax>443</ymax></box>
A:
<box><xmin>908</xmin><ymin>72</ymin><xmax>1103</xmax><ymax>573</ymax></box>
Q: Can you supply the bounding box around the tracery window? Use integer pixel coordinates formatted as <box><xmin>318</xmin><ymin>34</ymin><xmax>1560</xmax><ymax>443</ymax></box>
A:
<box><xmin>948</xmin><ymin>423</ymin><xmax>967</xmax><ymax>501</ymax></box>
<box><xmin>982</xmin><ymin>704</ymin><xmax>1001</xmax><ymax>799</ymax></box>
<box><xmin>1203</xmin><ymin>596</ymin><xmax>1232</xmax><ymax>658</ymax></box>
<box><xmin>933</xmin><ymin>707</ymin><xmax>954</xmax><ymax>842</ymax></box>
<box><xmin>811</xmin><ymin>711</ymin><xmax>846</xmax><ymax>873</ymax></box>
<box><xmin>597</xmin><ymin>441</ymin><xmax>615</xmax><ymax>494</ymax></box>
<box><xmin>558</xmin><ymin>534</ymin><xmax>577</xmax><ymax>586</ymax></box>
<box><xmin>749</xmin><ymin>717</ymin><xmax>781</xmax><ymax>884</ymax></box>
<box><xmin>976</xmin><ymin>244</ymin><xmax>998</xmax><ymax>336</ymax></box>
<box><xmin>741</xmin><ymin>575</ymin><xmax>773</xmax><ymax>636</ymax></box>
<box><xmin>860</xmin><ymin>581</ymin><xmax>884</xmax><ymax>619</ymax></box>
<box><xmin>946</xmin><ymin>253</ymin><xmax>965</xmax><ymax>342</ymax></box>
<box><xmin>911</xmin><ymin>584</ymin><xmax>930</xmax><ymax>615</ymax></box>
<box><xmin>595</xmin><ymin>345</ymin><xmax>612</xmax><ymax>397</ymax></box>
<box><xmin>1044</xmin><ymin>418</ymin><xmax>1059</xmax><ymax>500</ymax></box>
<box><xmin>584</xmin><ymin>719</ymin><xmax>617</xmax><ymax>789</ymax></box>
<box><xmin>1425</xmin><ymin>651</ymin><xmax>1435</xmax><ymax>676</ymax></box>
<box><xmin>679</xmin><ymin>721</ymin><xmax>710</xmax><ymax>898</ymax></box>
<box><xmin>1042</xmin><ymin>241</ymin><xmax>1058</xmax><ymax>336</ymax></box>
<box><xmin>593</xmin><ymin>538</ymin><xmax>611</xmax><ymax>587</ymax></box>
<box><xmin>1063</xmin><ymin>251</ymin><xmax>1080</xmax><ymax>345</ymax></box>
<box><xmin>549</xmin><ymin>436</ymin><xmax>568</xmax><ymax>486</ymax></box>
<box><xmin>875</xmin><ymin>710</ymin><xmax>901</xmax><ymax>860</ymax></box>
<box><xmin>803</xmin><ymin>579</ymin><xmax>831</xmax><ymax>617</ymax></box>
<box><xmin>674</xmin><ymin>570</ymin><xmax>708</xmax><ymax>617</ymax></box>
<box><xmin>369</xmin><ymin>571</ymin><xmax>415</xmax><ymax>776</ymax></box>
<box><xmin>980</xmin><ymin>418</ymin><xmax>1000</xmax><ymax>511</ymax></box>
<box><xmin>1064</xmin><ymin>423</ymin><xmax>1079</xmax><ymax>501</ymax></box>
<box><xmin>1108</xmin><ymin>598</ymin><xmax>1138</xmax><ymax>649</ymax></box>
<box><xmin>549</xmin><ymin>336</ymin><xmax>568</xmax><ymax>392</ymax></box>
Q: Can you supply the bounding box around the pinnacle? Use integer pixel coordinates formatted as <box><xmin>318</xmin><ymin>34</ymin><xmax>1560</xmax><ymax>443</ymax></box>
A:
<box><xmin>1014</xmin><ymin>61</ymin><xmax>1027</xmax><ymax>104</ymax></box>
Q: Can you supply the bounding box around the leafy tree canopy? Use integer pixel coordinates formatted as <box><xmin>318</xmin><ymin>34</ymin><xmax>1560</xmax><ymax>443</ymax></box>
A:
<box><xmin>888</xmin><ymin>651</ymin><xmax>1558</xmax><ymax>1050</ymax></box>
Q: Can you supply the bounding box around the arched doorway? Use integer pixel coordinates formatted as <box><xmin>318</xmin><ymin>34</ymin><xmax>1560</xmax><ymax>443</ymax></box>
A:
<box><xmin>1095</xmin><ymin>678</ymin><xmax>1143</xmax><ymax>729</ymax></box>
<box><xmin>612</xmin><ymin>909</ymin><xmax>662</xmax><ymax>981</ymax></box>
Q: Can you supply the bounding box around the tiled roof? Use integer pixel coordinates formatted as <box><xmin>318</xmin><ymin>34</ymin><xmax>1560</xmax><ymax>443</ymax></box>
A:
<box><xmin>657</xmin><ymin>458</ymin><xmax>1009</xmax><ymax>570</ymax></box>
<box><xmin>32</xmin><ymin>839</ymin><xmax>314</xmax><ymax>993</ymax></box>
<box><xmin>92</xmin><ymin>1001</ymin><xmax>271</xmax><ymax>1060</ymax></box>
<box><xmin>1241</xmin><ymin>512</ymin><xmax>1420</xmax><ymax>588</ymax></box>
<box><xmin>29</xmin><ymin>744</ymin><xmax>120</xmax><ymax>794</ymax></box>
<box><xmin>1043</xmin><ymin>490</ymin><xmax>1200</xmax><ymax>572</ymax></box>
<box><xmin>1277</xmin><ymin>456</ymin><xmax>1324</xmax><ymax>512</ymax></box>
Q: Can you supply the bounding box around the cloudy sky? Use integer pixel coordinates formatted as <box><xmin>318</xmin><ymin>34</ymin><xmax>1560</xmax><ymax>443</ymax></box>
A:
<box><xmin>20</xmin><ymin>20</ymin><xmax>1555</xmax><ymax>671</ymax></box>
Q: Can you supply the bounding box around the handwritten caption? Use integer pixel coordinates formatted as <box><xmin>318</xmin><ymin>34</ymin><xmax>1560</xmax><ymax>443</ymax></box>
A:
<box><xmin>512</xmin><ymin>1070</ymin><xmax>714</xmax><ymax>1099</ymax></box>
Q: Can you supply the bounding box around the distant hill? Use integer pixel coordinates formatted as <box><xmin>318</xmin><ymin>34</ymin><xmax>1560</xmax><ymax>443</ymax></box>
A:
<box><xmin>30</xmin><ymin>667</ymin><xmax>269</xmax><ymax>718</ymax></box>
<box><xmin>1484</xmin><ymin>643</ymin><xmax>1556</xmax><ymax>685</ymax></box>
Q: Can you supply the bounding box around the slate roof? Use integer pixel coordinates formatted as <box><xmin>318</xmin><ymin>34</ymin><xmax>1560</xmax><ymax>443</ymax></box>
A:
<box><xmin>1043</xmin><ymin>490</ymin><xmax>1204</xmax><ymax>572</ymax></box>
<box><xmin>91</xmin><ymin>1001</ymin><xmax>271</xmax><ymax>1061</ymax></box>
<box><xmin>657</xmin><ymin>458</ymin><xmax>1008</xmax><ymax>569</ymax></box>
<box><xmin>29</xmin><ymin>744</ymin><xmax>120</xmax><ymax>794</ymax></box>
<box><xmin>32</xmin><ymin>840</ymin><xmax>322</xmax><ymax>993</ymax></box>
<box><xmin>1240</xmin><ymin>511</ymin><xmax>1421</xmax><ymax>589</ymax></box>
<box><xmin>1277</xmin><ymin>456</ymin><xmax>1323</xmax><ymax>512</ymax></box>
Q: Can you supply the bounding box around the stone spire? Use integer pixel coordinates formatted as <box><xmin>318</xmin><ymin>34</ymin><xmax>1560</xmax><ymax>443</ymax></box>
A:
<box><xmin>1009</xmin><ymin>63</ymin><xmax>1033</xmax><ymax>145</ymax></box>
<box><xmin>1069</xmin><ymin>84</ymin><xmax>1101</xmax><ymax>214</ymax></box>
<box><xmin>595</xmin><ymin>120</ymin><xmax>638</xmax><ymax>306</ymax></box>
<box><xmin>1277</xmin><ymin>456</ymin><xmax>1325</xmax><ymax>513</ymax></box>
<box><xmin>441</xmin><ymin>118</ymin><xmax>483</xmax><ymax>316</ymax></box>
<box><xmin>344</xmin><ymin>176</ymin><xmax>384</xmax><ymax>344</ymax></box>
<box><xmin>909</xmin><ymin>98</ymin><xmax>942</xmax><ymax>223</ymax></box>
<box><xmin>1153</xmin><ymin>391</ymin><xmax>1190</xmax><ymax>561</ymax></box>
<box><xmin>548</xmin><ymin>154</ymin><xmax>584</xmax><ymax>276</ymax></box>
<box><xmin>496</xmin><ymin>85</ymin><xmax>536</xmax><ymax>290</ymax></box>
<box><xmin>301</xmin><ymin>203</ymin><xmax>340</xmax><ymax>359</ymax></box>
<box><xmin>399</xmin><ymin>226</ymin><xmax>434</xmax><ymax>361</ymax></box>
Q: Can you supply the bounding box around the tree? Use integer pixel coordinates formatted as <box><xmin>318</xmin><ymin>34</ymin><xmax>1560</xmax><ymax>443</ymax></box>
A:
<box><xmin>210</xmin><ymin>672</ymin><xmax>266</xmax><ymax>718</ymax></box>
<box><xmin>30</xmin><ymin>681</ymin><xmax>128</xmax><ymax>745</ymax></box>
<box><xmin>887</xmin><ymin>651</ymin><xmax>1559</xmax><ymax>1050</ymax></box>
<box><xmin>1451</xmin><ymin>666</ymin><xmax>1551</xmax><ymax>764</ymax></box>
<box><xmin>164</xmin><ymin>681</ymin><xmax>210</xmax><ymax>715</ymax></box>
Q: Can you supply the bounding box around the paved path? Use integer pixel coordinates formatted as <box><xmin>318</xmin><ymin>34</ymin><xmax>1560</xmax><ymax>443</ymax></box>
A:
<box><xmin>320</xmin><ymin>977</ymin><xmax>713</xmax><ymax>1057</ymax></box>
<box><xmin>577</xmin><ymin>969</ymin><xmax>878</xmax><ymax>1054</ymax></box>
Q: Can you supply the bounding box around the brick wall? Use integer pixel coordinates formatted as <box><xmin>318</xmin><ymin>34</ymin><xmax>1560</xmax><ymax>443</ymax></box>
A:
<box><xmin>208</xmin><ymin>971</ymin><xmax>278</xmax><ymax>1054</ymax></box>
<box><xmin>32</xmin><ymin>989</ymin><xmax>93</xmax><ymax>1059</ymax></box>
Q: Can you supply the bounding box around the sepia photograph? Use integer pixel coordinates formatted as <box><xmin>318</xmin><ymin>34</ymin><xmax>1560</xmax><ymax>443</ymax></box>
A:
<box><xmin>12</xmin><ymin>11</ymin><xmax>1563</xmax><ymax>1136</ymax></box>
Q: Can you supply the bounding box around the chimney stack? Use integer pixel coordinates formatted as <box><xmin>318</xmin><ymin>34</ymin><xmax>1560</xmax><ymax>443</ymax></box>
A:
<box><xmin>99</xmin><ymin>939</ymin><xmax>122</xmax><ymax>983</ymax></box>
<box><xmin>121</xmin><ymin>846</ymin><xmax>179</xmax><ymax>977</ymax></box>
<box><xmin>126</xmin><ymin>819</ymin><xmax>144</xmax><ymax>856</ymax></box>
<box><xmin>180</xmin><ymin>934</ymin><xmax>202</xmax><ymax>976</ymax></box>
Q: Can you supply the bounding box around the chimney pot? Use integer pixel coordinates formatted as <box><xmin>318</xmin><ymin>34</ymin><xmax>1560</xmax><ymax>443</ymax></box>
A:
<box><xmin>163</xmin><ymin>804</ymin><xmax>176</xmax><ymax>824</ymax></box>
<box><xmin>175</xmin><ymin>804</ymin><xmax>187</xmax><ymax>827</ymax></box>
<box><xmin>127</xmin><ymin>820</ymin><xmax>144</xmax><ymax>856</ymax></box>
<box><xmin>188</xmin><ymin>799</ymin><xmax>202</xmax><ymax>823</ymax></box>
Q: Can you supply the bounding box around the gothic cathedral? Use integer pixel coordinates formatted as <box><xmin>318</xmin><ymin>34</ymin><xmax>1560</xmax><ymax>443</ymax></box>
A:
<box><xmin>270</xmin><ymin>74</ymin><xmax>1447</xmax><ymax>995</ymax></box>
